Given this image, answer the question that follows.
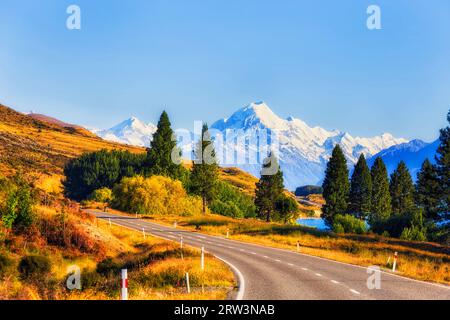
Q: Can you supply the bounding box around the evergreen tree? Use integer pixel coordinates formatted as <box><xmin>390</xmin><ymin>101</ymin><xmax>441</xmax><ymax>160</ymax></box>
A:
<box><xmin>255</xmin><ymin>153</ymin><xmax>284</xmax><ymax>222</ymax></box>
<box><xmin>349</xmin><ymin>154</ymin><xmax>372</xmax><ymax>219</ymax></box>
<box><xmin>390</xmin><ymin>161</ymin><xmax>415</xmax><ymax>216</ymax></box>
<box><xmin>275</xmin><ymin>195</ymin><xmax>299</xmax><ymax>224</ymax></box>
<box><xmin>435</xmin><ymin>109</ymin><xmax>450</xmax><ymax>222</ymax></box>
<box><xmin>415</xmin><ymin>159</ymin><xmax>440</xmax><ymax>221</ymax></box>
<box><xmin>146</xmin><ymin>111</ymin><xmax>183</xmax><ymax>179</ymax></box>
<box><xmin>190</xmin><ymin>123</ymin><xmax>219</xmax><ymax>214</ymax></box>
<box><xmin>370</xmin><ymin>157</ymin><xmax>391</xmax><ymax>225</ymax></box>
<box><xmin>321</xmin><ymin>145</ymin><xmax>350</xmax><ymax>226</ymax></box>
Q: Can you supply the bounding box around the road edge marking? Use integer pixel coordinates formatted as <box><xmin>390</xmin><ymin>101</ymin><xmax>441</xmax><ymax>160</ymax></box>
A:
<box><xmin>214</xmin><ymin>256</ymin><xmax>246</xmax><ymax>301</ymax></box>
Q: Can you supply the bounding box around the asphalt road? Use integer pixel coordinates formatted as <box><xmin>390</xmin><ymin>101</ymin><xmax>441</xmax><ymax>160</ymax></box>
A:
<box><xmin>88</xmin><ymin>210</ymin><xmax>450</xmax><ymax>300</ymax></box>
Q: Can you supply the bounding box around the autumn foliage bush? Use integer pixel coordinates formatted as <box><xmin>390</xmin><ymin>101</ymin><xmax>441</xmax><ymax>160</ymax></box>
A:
<box><xmin>112</xmin><ymin>176</ymin><xmax>203</xmax><ymax>216</ymax></box>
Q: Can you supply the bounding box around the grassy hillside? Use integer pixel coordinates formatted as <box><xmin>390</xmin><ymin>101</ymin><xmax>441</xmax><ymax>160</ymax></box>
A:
<box><xmin>0</xmin><ymin>203</ymin><xmax>234</xmax><ymax>300</ymax></box>
<box><xmin>0</xmin><ymin>104</ymin><xmax>143</xmax><ymax>179</ymax></box>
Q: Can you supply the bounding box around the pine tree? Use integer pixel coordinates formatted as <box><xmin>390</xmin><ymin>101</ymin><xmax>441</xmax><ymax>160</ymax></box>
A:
<box><xmin>146</xmin><ymin>111</ymin><xmax>183</xmax><ymax>179</ymax></box>
<box><xmin>435</xmin><ymin>109</ymin><xmax>450</xmax><ymax>222</ymax></box>
<box><xmin>322</xmin><ymin>145</ymin><xmax>350</xmax><ymax>226</ymax></box>
<box><xmin>190</xmin><ymin>123</ymin><xmax>219</xmax><ymax>215</ymax></box>
<box><xmin>390</xmin><ymin>161</ymin><xmax>415</xmax><ymax>216</ymax></box>
<box><xmin>255</xmin><ymin>153</ymin><xmax>284</xmax><ymax>222</ymax></box>
<box><xmin>349</xmin><ymin>154</ymin><xmax>372</xmax><ymax>219</ymax></box>
<box><xmin>415</xmin><ymin>159</ymin><xmax>440</xmax><ymax>221</ymax></box>
<box><xmin>370</xmin><ymin>157</ymin><xmax>391</xmax><ymax>225</ymax></box>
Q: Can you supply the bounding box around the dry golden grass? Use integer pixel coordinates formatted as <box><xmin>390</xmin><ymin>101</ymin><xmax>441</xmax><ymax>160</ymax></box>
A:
<box><xmin>0</xmin><ymin>104</ymin><xmax>144</xmax><ymax>181</ymax></box>
<box><xmin>0</xmin><ymin>204</ymin><xmax>235</xmax><ymax>300</ymax></box>
<box><xmin>107</xmin><ymin>210</ymin><xmax>450</xmax><ymax>285</ymax></box>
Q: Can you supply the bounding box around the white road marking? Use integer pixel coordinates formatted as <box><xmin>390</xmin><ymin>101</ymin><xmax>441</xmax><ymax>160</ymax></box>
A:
<box><xmin>302</xmin><ymin>267</ymin><xmax>308</xmax><ymax>271</ymax></box>
<box><xmin>350</xmin><ymin>289</ymin><xmax>360</xmax><ymax>295</ymax></box>
<box><xmin>228</xmin><ymin>246</ymin><xmax>234</xmax><ymax>249</ymax></box>
<box><xmin>214</xmin><ymin>256</ymin><xmax>245</xmax><ymax>300</ymax></box>
<box><xmin>250</xmin><ymin>252</ymin><xmax>257</xmax><ymax>255</ymax></box>
<box><xmin>315</xmin><ymin>273</ymin><xmax>322</xmax><ymax>277</ymax></box>
<box><xmin>331</xmin><ymin>280</ymin><xmax>340</xmax><ymax>284</ymax></box>
<box><xmin>275</xmin><ymin>259</ymin><xmax>281</xmax><ymax>262</ymax></box>
<box><xmin>287</xmin><ymin>263</ymin><xmax>294</xmax><ymax>266</ymax></box>
<box><xmin>263</xmin><ymin>255</ymin><xmax>269</xmax><ymax>259</ymax></box>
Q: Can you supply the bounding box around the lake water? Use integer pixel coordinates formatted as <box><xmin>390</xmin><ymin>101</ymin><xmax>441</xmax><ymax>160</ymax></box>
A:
<box><xmin>296</xmin><ymin>218</ymin><xmax>329</xmax><ymax>231</ymax></box>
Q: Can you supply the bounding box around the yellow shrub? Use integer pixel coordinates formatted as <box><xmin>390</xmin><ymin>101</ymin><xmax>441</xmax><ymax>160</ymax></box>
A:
<box><xmin>113</xmin><ymin>176</ymin><xmax>198</xmax><ymax>216</ymax></box>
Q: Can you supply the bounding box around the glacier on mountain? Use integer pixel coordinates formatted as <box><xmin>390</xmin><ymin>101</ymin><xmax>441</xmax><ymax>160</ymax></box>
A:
<box><xmin>92</xmin><ymin>102</ymin><xmax>410</xmax><ymax>190</ymax></box>
<box><xmin>210</xmin><ymin>102</ymin><xmax>408</xmax><ymax>190</ymax></box>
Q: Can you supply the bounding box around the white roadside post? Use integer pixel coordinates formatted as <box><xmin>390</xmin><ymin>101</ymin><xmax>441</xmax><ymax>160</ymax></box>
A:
<box><xmin>142</xmin><ymin>228</ymin><xmax>146</xmax><ymax>239</ymax></box>
<box><xmin>226</xmin><ymin>228</ymin><xmax>229</xmax><ymax>239</ymax></box>
<box><xmin>121</xmin><ymin>269</ymin><xmax>128</xmax><ymax>300</ymax></box>
<box><xmin>108</xmin><ymin>218</ymin><xmax>112</xmax><ymax>228</ymax></box>
<box><xmin>201</xmin><ymin>246</ymin><xmax>205</xmax><ymax>271</ymax></box>
<box><xmin>392</xmin><ymin>252</ymin><xmax>398</xmax><ymax>272</ymax></box>
<box><xmin>185</xmin><ymin>272</ymin><xmax>191</xmax><ymax>294</ymax></box>
<box><xmin>174</xmin><ymin>221</ymin><xmax>177</xmax><ymax>228</ymax></box>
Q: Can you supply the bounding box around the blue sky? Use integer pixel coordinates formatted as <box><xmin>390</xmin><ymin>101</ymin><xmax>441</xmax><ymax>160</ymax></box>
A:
<box><xmin>0</xmin><ymin>0</ymin><xmax>449</xmax><ymax>141</ymax></box>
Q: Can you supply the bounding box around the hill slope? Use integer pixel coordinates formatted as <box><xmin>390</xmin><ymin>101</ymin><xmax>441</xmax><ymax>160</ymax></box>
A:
<box><xmin>0</xmin><ymin>103</ymin><xmax>144</xmax><ymax>177</ymax></box>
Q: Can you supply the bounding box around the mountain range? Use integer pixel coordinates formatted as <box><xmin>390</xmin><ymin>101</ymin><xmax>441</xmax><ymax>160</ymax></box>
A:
<box><xmin>92</xmin><ymin>102</ymin><xmax>438</xmax><ymax>190</ymax></box>
<box><xmin>91</xmin><ymin>117</ymin><xmax>157</xmax><ymax>147</ymax></box>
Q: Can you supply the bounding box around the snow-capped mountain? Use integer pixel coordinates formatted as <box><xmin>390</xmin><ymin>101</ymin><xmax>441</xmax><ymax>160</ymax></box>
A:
<box><xmin>92</xmin><ymin>102</ymin><xmax>410</xmax><ymax>190</ymax></box>
<box><xmin>94</xmin><ymin>117</ymin><xmax>157</xmax><ymax>147</ymax></box>
<box><xmin>368</xmin><ymin>139</ymin><xmax>439</xmax><ymax>180</ymax></box>
<box><xmin>211</xmin><ymin>102</ymin><xmax>408</xmax><ymax>190</ymax></box>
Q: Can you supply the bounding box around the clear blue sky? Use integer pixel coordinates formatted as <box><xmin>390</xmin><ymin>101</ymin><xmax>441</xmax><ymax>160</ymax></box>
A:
<box><xmin>0</xmin><ymin>0</ymin><xmax>449</xmax><ymax>141</ymax></box>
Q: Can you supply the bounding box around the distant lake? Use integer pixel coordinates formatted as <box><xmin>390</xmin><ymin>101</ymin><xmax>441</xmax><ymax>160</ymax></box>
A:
<box><xmin>296</xmin><ymin>218</ymin><xmax>329</xmax><ymax>231</ymax></box>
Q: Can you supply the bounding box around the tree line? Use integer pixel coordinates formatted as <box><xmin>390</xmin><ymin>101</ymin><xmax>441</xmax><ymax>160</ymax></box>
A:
<box><xmin>64</xmin><ymin>112</ymin><xmax>258</xmax><ymax>219</ymax></box>
<box><xmin>322</xmin><ymin>110</ymin><xmax>450</xmax><ymax>242</ymax></box>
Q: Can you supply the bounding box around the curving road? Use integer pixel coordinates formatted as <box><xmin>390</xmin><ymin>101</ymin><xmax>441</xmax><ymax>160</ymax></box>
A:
<box><xmin>88</xmin><ymin>210</ymin><xmax>450</xmax><ymax>300</ymax></box>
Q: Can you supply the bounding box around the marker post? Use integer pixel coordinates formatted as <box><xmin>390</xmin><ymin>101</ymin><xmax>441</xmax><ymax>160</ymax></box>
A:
<box><xmin>392</xmin><ymin>252</ymin><xmax>398</xmax><ymax>272</ymax></box>
<box><xmin>121</xmin><ymin>269</ymin><xmax>128</xmax><ymax>300</ymax></box>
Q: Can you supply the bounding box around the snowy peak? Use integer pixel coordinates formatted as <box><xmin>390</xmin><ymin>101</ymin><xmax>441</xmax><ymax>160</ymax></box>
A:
<box><xmin>92</xmin><ymin>101</ymin><xmax>411</xmax><ymax>190</ymax></box>
<box><xmin>211</xmin><ymin>101</ymin><xmax>409</xmax><ymax>190</ymax></box>
<box><xmin>212</xmin><ymin>101</ymin><xmax>287</xmax><ymax>131</ymax></box>
<box><xmin>96</xmin><ymin>116</ymin><xmax>156</xmax><ymax>147</ymax></box>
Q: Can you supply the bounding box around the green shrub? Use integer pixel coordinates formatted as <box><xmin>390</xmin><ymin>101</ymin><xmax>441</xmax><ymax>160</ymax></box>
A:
<box><xmin>90</xmin><ymin>188</ymin><xmax>113</xmax><ymax>203</ymax></box>
<box><xmin>333</xmin><ymin>223</ymin><xmax>345</xmax><ymax>234</ymax></box>
<box><xmin>210</xmin><ymin>200</ymin><xmax>241</xmax><ymax>218</ymax></box>
<box><xmin>371</xmin><ymin>208</ymin><xmax>426</xmax><ymax>240</ymax></box>
<box><xmin>332</xmin><ymin>214</ymin><xmax>367</xmax><ymax>234</ymax></box>
<box><xmin>64</xmin><ymin>149</ymin><xmax>146</xmax><ymax>200</ymax></box>
<box><xmin>96</xmin><ymin>258</ymin><xmax>120</xmax><ymax>277</ymax></box>
<box><xmin>400</xmin><ymin>226</ymin><xmax>427</xmax><ymax>242</ymax></box>
<box><xmin>18</xmin><ymin>255</ymin><xmax>51</xmax><ymax>280</ymax></box>
<box><xmin>210</xmin><ymin>181</ymin><xmax>255</xmax><ymax>218</ymax></box>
